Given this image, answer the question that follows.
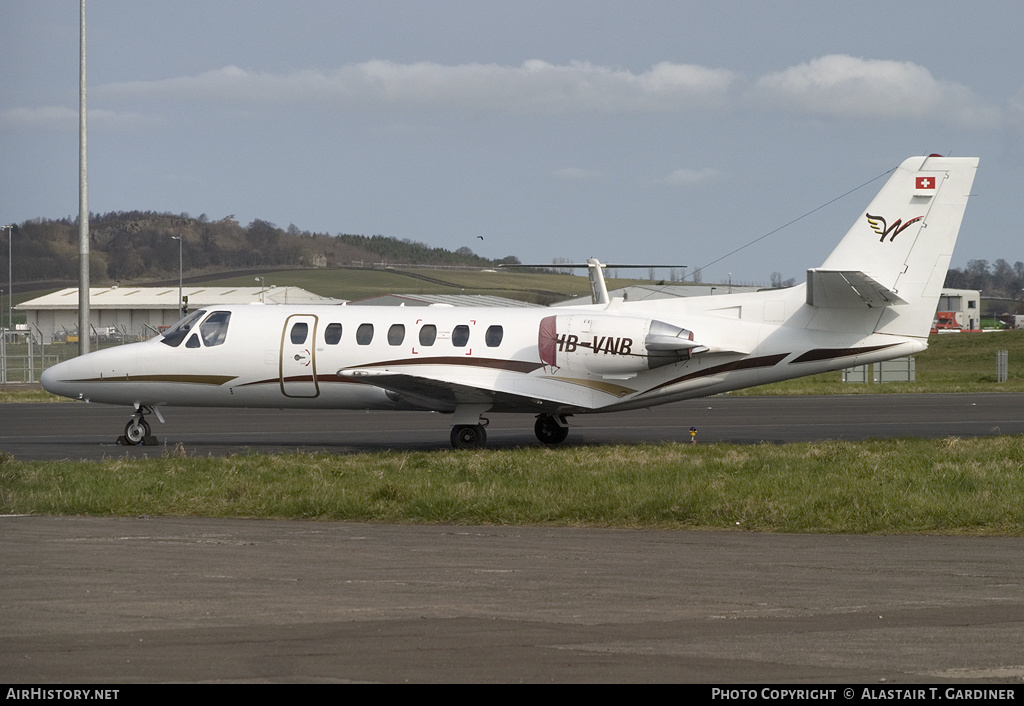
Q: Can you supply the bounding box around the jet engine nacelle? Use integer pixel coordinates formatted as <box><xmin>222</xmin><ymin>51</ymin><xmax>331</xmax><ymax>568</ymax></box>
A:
<box><xmin>538</xmin><ymin>314</ymin><xmax>704</xmax><ymax>378</ymax></box>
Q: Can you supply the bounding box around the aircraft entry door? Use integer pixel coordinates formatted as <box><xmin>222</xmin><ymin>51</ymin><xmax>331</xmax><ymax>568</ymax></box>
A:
<box><xmin>280</xmin><ymin>314</ymin><xmax>319</xmax><ymax>398</ymax></box>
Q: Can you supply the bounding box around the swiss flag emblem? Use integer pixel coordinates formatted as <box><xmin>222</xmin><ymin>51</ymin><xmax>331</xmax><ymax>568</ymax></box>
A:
<box><xmin>915</xmin><ymin>176</ymin><xmax>936</xmax><ymax>190</ymax></box>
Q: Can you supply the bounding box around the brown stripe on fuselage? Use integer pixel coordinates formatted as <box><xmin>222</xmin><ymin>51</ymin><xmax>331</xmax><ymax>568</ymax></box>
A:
<box><xmin>646</xmin><ymin>353</ymin><xmax>790</xmax><ymax>394</ymax></box>
<box><xmin>789</xmin><ymin>344</ymin><xmax>899</xmax><ymax>364</ymax></box>
<box><xmin>67</xmin><ymin>374</ymin><xmax>237</xmax><ymax>385</ymax></box>
<box><xmin>358</xmin><ymin>356</ymin><xmax>545</xmax><ymax>374</ymax></box>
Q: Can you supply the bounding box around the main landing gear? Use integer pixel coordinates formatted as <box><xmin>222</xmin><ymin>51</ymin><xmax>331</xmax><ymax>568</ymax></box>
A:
<box><xmin>118</xmin><ymin>404</ymin><xmax>161</xmax><ymax>446</ymax></box>
<box><xmin>450</xmin><ymin>424</ymin><xmax>487</xmax><ymax>450</ymax></box>
<box><xmin>534</xmin><ymin>414</ymin><xmax>570</xmax><ymax>445</ymax></box>
<box><xmin>449</xmin><ymin>413</ymin><xmax>572</xmax><ymax>449</ymax></box>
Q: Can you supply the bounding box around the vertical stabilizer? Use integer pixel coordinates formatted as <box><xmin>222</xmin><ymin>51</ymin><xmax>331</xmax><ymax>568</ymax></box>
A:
<box><xmin>809</xmin><ymin>155</ymin><xmax>978</xmax><ymax>338</ymax></box>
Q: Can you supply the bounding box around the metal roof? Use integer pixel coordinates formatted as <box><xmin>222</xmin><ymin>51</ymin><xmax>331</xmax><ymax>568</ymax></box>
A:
<box><xmin>17</xmin><ymin>286</ymin><xmax>345</xmax><ymax>310</ymax></box>
<box><xmin>551</xmin><ymin>284</ymin><xmax>765</xmax><ymax>306</ymax></box>
<box><xmin>347</xmin><ymin>293</ymin><xmax>541</xmax><ymax>307</ymax></box>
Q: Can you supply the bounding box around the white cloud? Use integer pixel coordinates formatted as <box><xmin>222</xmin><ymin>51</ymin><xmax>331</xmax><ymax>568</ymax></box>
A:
<box><xmin>754</xmin><ymin>54</ymin><xmax>1002</xmax><ymax>127</ymax></box>
<box><xmin>0</xmin><ymin>106</ymin><xmax>77</xmax><ymax>129</ymax></box>
<box><xmin>97</xmin><ymin>60</ymin><xmax>739</xmax><ymax>114</ymax></box>
<box><xmin>88</xmin><ymin>55</ymin><xmax>1003</xmax><ymax>129</ymax></box>
<box><xmin>663</xmin><ymin>167</ymin><xmax>722</xmax><ymax>186</ymax></box>
<box><xmin>1010</xmin><ymin>86</ymin><xmax>1024</xmax><ymax>131</ymax></box>
<box><xmin>0</xmin><ymin>105</ymin><xmax>153</xmax><ymax>131</ymax></box>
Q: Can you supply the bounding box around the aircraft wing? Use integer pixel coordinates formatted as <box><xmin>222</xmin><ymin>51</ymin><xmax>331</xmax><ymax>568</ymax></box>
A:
<box><xmin>805</xmin><ymin>269</ymin><xmax>907</xmax><ymax>309</ymax></box>
<box><xmin>339</xmin><ymin>364</ymin><xmax>641</xmax><ymax>414</ymax></box>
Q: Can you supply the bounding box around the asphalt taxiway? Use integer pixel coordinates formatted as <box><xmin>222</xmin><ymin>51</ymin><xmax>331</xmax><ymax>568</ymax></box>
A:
<box><xmin>4</xmin><ymin>516</ymin><xmax>1024</xmax><ymax>683</ymax></box>
<box><xmin>2</xmin><ymin>392</ymin><xmax>1023</xmax><ymax>459</ymax></box>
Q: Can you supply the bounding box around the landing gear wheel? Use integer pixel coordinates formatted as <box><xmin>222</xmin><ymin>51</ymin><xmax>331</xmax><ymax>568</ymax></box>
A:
<box><xmin>535</xmin><ymin>414</ymin><xmax>569</xmax><ymax>445</ymax></box>
<box><xmin>124</xmin><ymin>418</ymin><xmax>151</xmax><ymax>446</ymax></box>
<box><xmin>450</xmin><ymin>424</ymin><xmax>487</xmax><ymax>449</ymax></box>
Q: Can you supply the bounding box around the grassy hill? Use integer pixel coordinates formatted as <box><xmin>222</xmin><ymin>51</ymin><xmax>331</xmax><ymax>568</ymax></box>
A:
<box><xmin>206</xmin><ymin>266</ymin><xmax>656</xmax><ymax>304</ymax></box>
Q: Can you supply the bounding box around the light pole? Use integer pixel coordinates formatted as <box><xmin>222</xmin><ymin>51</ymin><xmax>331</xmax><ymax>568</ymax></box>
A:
<box><xmin>78</xmin><ymin>0</ymin><xmax>90</xmax><ymax>355</ymax></box>
<box><xmin>255</xmin><ymin>277</ymin><xmax>265</xmax><ymax>303</ymax></box>
<box><xmin>2</xmin><ymin>224</ymin><xmax>13</xmax><ymax>336</ymax></box>
<box><xmin>171</xmin><ymin>235</ymin><xmax>183</xmax><ymax>317</ymax></box>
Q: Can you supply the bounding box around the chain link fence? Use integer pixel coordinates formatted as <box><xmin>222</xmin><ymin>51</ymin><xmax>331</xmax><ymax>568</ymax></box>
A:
<box><xmin>1</xmin><ymin>329</ymin><xmax>146</xmax><ymax>384</ymax></box>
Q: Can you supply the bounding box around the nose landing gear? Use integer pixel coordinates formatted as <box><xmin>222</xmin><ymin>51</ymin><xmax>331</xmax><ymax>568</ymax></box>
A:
<box><xmin>117</xmin><ymin>405</ymin><xmax>161</xmax><ymax>446</ymax></box>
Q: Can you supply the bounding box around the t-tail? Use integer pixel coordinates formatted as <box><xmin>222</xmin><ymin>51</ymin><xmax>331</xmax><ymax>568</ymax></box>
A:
<box><xmin>805</xmin><ymin>155</ymin><xmax>978</xmax><ymax>339</ymax></box>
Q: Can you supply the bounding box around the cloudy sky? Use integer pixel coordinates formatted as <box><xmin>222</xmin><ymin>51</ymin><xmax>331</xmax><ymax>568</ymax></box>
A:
<box><xmin>2</xmin><ymin>1</ymin><xmax>1022</xmax><ymax>285</ymax></box>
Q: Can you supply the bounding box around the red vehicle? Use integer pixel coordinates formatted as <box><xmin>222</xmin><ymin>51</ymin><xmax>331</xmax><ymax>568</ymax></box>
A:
<box><xmin>931</xmin><ymin>311</ymin><xmax>963</xmax><ymax>333</ymax></box>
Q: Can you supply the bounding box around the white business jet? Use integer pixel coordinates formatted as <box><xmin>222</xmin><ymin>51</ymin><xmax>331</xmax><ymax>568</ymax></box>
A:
<box><xmin>41</xmin><ymin>155</ymin><xmax>978</xmax><ymax>448</ymax></box>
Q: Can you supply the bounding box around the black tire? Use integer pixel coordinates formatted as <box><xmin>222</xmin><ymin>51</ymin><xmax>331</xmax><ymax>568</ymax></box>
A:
<box><xmin>450</xmin><ymin>424</ymin><xmax>487</xmax><ymax>449</ymax></box>
<box><xmin>534</xmin><ymin>415</ymin><xmax>569</xmax><ymax>445</ymax></box>
<box><xmin>124</xmin><ymin>418</ymin><xmax>151</xmax><ymax>445</ymax></box>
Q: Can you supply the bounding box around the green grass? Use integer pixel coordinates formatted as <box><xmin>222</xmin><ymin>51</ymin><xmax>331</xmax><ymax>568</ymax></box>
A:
<box><xmin>0</xmin><ymin>387</ymin><xmax>62</xmax><ymax>403</ymax></box>
<box><xmin>2</xmin><ymin>436</ymin><xmax>1024</xmax><ymax>534</ymax></box>
<box><xmin>733</xmin><ymin>330</ymin><xmax>1024</xmax><ymax>395</ymax></box>
<box><xmin>212</xmin><ymin>267</ymin><xmax>653</xmax><ymax>304</ymax></box>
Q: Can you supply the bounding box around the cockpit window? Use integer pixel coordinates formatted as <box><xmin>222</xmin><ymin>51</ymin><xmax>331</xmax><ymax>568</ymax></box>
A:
<box><xmin>200</xmin><ymin>311</ymin><xmax>231</xmax><ymax>347</ymax></box>
<box><xmin>161</xmin><ymin>310</ymin><xmax>207</xmax><ymax>348</ymax></box>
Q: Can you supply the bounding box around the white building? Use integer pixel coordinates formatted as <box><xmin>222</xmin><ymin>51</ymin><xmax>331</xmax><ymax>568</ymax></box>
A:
<box><xmin>17</xmin><ymin>286</ymin><xmax>344</xmax><ymax>342</ymax></box>
<box><xmin>552</xmin><ymin>283</ymin><xmax>763</xmax><ymax>307</ymax></box>
<box><xmin>936</xmin><ymin>288</ymin><xmax>982</xmax><ymax>331</ymax></box>
<box><xmin>348</xmin><ymin>293</ymin><xmax>540</xmax><ymax>308</ymax></box>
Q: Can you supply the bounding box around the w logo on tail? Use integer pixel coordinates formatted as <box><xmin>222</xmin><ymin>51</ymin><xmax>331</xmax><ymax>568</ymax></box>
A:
<box><xmin>866</xmin><ymin>213</ymin><xmax>923</xmax><ymax>243</ymax></box>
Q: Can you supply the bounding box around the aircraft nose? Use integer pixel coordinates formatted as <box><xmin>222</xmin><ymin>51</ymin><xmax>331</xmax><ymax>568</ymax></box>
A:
<box><xmin>40</xmin><ymin>344</ymin><xmax>143</xmax><ymax>403</ymax></box>
<box><xmin>40</xmin><ymin>359</ymin><xmax>79</xmax><ymax>399</ymax></box>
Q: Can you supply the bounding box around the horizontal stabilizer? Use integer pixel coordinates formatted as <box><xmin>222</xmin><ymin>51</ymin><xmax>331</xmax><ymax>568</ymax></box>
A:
<box><xmin>806</xmin><ymin>269</ymin><xmax>907</xmax><ymax>309</ymax></box>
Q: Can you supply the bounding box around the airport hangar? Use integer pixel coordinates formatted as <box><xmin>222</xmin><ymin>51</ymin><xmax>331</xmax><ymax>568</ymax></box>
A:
<box><xmin>16</xmin><ymin>287</ymin><xmax>538</xmax><ymax>343</ymax></box>
<box><xmin>17</xmin><ymin>286</ymin><xmax>342</xmax><ymax>343</ymax></box>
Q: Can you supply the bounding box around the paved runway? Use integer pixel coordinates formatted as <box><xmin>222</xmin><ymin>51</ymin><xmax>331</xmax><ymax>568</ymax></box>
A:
<box><xmin>4</xmin><ymin>515</ymin><xmax>1024</xmax><ymax>684</ymax></box>
<box><xmin>2</xmin><ymin>392</ymin><xmax>1023</xmax><ymax>460</ymax></box>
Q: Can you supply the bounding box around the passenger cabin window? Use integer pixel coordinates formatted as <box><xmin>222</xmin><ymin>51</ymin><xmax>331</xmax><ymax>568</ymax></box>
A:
<box><xmin>356</xmin><ymin>323</ymin><xmax>374</xmax><ymax>345</ymax></box>
<box><xmin>324</xmin><ymin>323</ymin><xmax>342</xmax><ymax>345</ymax></box>
<box><xmin>199</xmin><ymin>311</ymin><xmax>231</xmax><ymax>347</ymax></box>
<box><xmin>290</xmin><ymin>322</ymin><xmax>309</xmax><ymax>344</ymax></box>
<box><xmin>388</xmin><ymin>324</ymin><xmax>405</xmax><ymax>346</ymax></box>
<box><xmin>485</xmin><ymin>325</ymin><xmax>503</xmax><ymax>347</ymax></box>
<box><xmin>452</xmin><ymin>325</ymin><xmax>470</xmax><ymax>347</ymax></box>
<box><xmin>419</xmin><ymin>324</ymin><xmax>437</xmax><ymax>346</ymax></box>
<box><xmin>161</xmin><ymin>310</ymin><xmax>206</xmax><ymax>348</ymax></box>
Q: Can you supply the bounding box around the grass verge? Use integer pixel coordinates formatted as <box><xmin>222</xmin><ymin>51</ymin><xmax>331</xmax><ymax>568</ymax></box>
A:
<box><xmin>3</xmin><ymin>436</ymin><xmax>1023</xmax><ymax>535</ymax></box>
